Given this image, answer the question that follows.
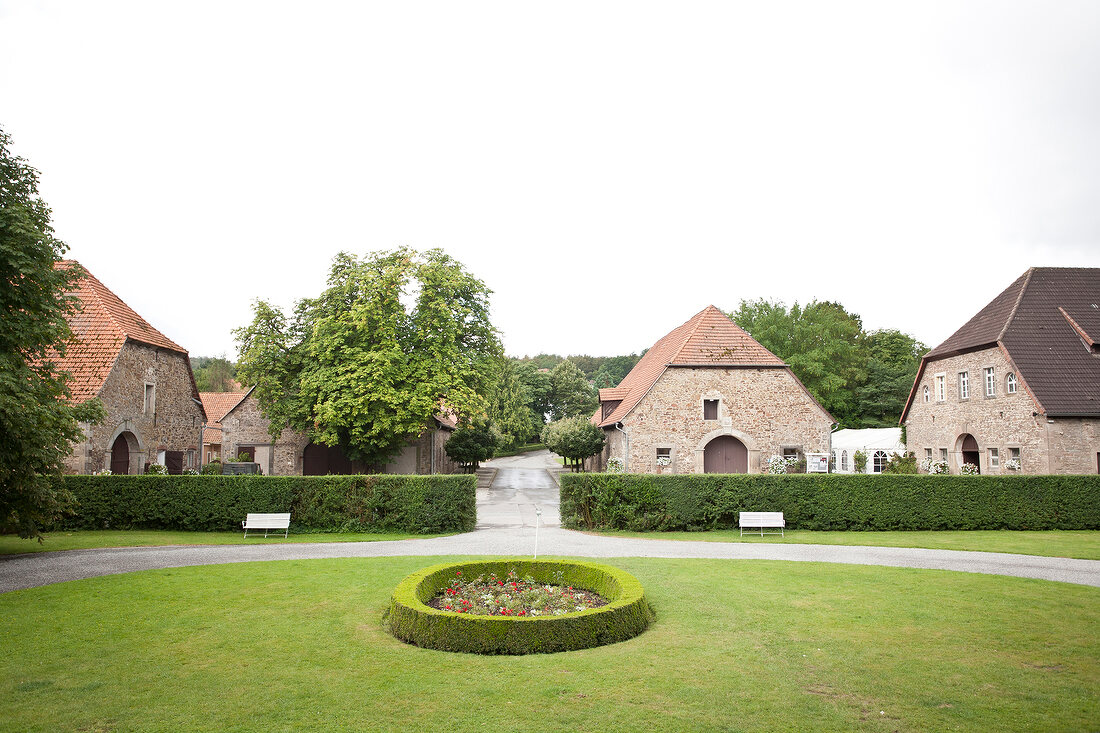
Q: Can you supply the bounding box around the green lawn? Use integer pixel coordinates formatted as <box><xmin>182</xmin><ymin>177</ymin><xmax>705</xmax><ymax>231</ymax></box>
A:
<box><xmin>0</xmin><ymin>530</ymin><xmax>444</xmax><ymax>555</ymax></box>
<box><xmin>592</xmin><ymin>529</ymin><xmax>1100</xmax><ymax>560</ymax></box>
<box><xmin>1</xmin><ymin>556</ymin><xmax>1097</xmax><ymax>732</ymax></box>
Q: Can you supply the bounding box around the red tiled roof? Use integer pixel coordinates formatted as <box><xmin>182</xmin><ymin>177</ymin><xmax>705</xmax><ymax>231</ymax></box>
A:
<box><xmin>902</xmin><ymin>267</ymin><xmax>1100</xmax><ymax>419</ymax></box>
<box><xmin>599</xmin><ymin>387</ymin><xmax>629</xmax><ymax>401</ymax></box>
<box><xmin>593</xmin><ymin>306</ymin><xmax>789</xmax><ymax>428</ymax></box>
<box><xmin>52</xmin><ymin>261</ymin><xmax>190</xmax><ymax>403</ymax></box>
<box><xmin>200</xmin><ymin>391</ymin><xmax>250</xmax><ymax>430</ymax></box>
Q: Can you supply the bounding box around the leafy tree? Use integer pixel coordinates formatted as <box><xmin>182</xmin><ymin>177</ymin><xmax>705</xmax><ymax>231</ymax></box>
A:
<box><xmin>882</xmin><ymin>451</ymin><xmax>919</xmax><ymax>474</ymax></box>
<box><xmin>235</xmin><ymin>248</ymin><xmax>501</xmax><ymax>467</ymax></box>
<box><xmin>445</xmin><ymin>423</ymin><xmax>499</xmax><ymax>472</ymax></box>
<box><xmin>487</xmin><ymin>358</ymin><xmax>534</xmax><ymax>447</ymax></box>
<box><xmin>548</xmin><ymin>359</ymin><xmax>597</xmax><ymax>421</ymax></box>
<box><xmin>857</xmin><ymin>330</ymin><xmax>926</xmax><ymax>426</ymax></box>
<box><xmin>541</xmin><ymin>416</ymin><xmax>605</xmax><ymax>472</ymax></box>
<box><xmin>1</xmin><ymin>127</ymin><xmax>106</xmax><ymax>538</ymax></box>
<box><xmin>732</xmin><ymin>299</ymin><xmax>868</xmax><ymax>426</ymax></box>
<box><xmin>192</xmin><ymin>355</ymin><xmax>238</xmax><ymax>392</ymax></box>
<box><xmin>515</xmin><ymin>360</ymin><xmax>553</xmax><ymax>428</ymax></box>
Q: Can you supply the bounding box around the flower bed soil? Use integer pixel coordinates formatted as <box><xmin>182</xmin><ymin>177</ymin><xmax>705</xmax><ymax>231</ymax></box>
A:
<box><xmin>426</xmin><ymin>568</ymin><xmax>608</xmax><ymax>616</ymax></box>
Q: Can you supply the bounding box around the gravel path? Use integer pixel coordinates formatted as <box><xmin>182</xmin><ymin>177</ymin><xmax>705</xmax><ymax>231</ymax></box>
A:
<box><xmin>3</xmin><ymin>526</ymin><xmax>1099</xmax><ymax>593</ymax></box>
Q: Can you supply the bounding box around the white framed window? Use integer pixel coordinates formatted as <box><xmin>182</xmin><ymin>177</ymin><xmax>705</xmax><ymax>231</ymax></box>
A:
<box><xmin>958</xmin><ymin>371</ymin><xmax>969</xmax><ymax>399</ymax></box>
<box><xmin>144</xmin><ymin>383</ymin><xmax>156</xmax><ymax>416</ymax></box>
<box><xmin>984</xmin><ymin>367</ymin><xmax>996</xmax><ymax>397</ymax></box>
<box><xmin>1006</xmin><ymin>373</ymin><xmax>1018</xmax><ymax>394</ymax></box>
<box><xmin>656</xmin><ymin>447</ymin><xmax>671</xmax><ymax>467</ymax></box>
<box><xmin>939</xmin><ymin>448</ymin><xmax>949</xmax><ymax>462</ymax></box>
<box><xmin>935</xmin><ymin>374</ymin><xmax>946</xmax><ymax>402</ymax></box>
<box><xmin>873</xmin><ymin>451</ymin><xmax>888</xmax><ymax>473</ymax></box>
<box><xmin>1009</xmin><ymin>447</ymin><xmax>1021</xmax><ymax>461</ymax></box>
<box><xmin>925</xmin><ymin>448</ymin><xmax>933</xmax><ymax>461</ymax></box>
<box><xmin>923</xmin><ymin>386</ymin><xmax>930</xmax><ymax>403</ymax></box>
<box><xmin>841</xmin><ymin>450</ymin><xmax>849</xmax><ymax>471</ymax></box>
<box><xmin>703</xmin><ymin>399</ymin><xmax>718</xmax><ymax>420</ymax></box>
<box><xmin>988</xmin><ymin>448</ymin><xmax>999</xmax><ymax>468</ymax></box>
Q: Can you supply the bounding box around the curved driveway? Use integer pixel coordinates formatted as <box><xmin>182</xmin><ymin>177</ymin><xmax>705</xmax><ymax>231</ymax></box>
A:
<box><xmin>2</xmin><ymin>461</ymin><xmax>1098</xmax><ymax>593</ymax></box>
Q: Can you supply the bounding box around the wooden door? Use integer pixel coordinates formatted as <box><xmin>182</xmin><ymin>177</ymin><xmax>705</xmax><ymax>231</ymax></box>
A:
<box><xmin>703</xmin><ymin>436</ymin><xmax>748</xmax><ymax>474</ymax></box>
<box><xmin>110</xmin><ymin>434</ymin><xmax>130</xmax><ymax>474</ymax></box>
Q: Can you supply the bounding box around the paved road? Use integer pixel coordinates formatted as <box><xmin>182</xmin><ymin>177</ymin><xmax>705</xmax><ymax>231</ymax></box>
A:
<box><xmin>2</xmin><ymin>456</ymin><xmax>1099</xmax><ymax>593</ymax></box>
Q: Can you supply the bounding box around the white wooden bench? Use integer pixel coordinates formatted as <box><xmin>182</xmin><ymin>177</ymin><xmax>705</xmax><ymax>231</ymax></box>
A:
<box><xmin>242</xmin><ymin>513</ymin><xmax>291</xmax><ymax>538</ymax></box>
<box><xmin>739</xmin><ymin>511</ymin><xmax>785</xmax><ymax>537</ymax></box>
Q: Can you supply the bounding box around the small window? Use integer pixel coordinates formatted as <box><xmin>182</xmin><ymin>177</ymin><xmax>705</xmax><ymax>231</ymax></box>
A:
<box><xmin>958</xmin><ymin>371</ymin><xmax>969</xmax><ymax>399</ymax></box>
<box><xmin>144</xmin><ymin>383</ymin><xmax>156</xmax><ymax>415</ymax></box>
<box><xmin>984</xmin><ymin>367</ymin><xmax>996</xmax><ymax>397</ymax></box>
<box><xmin>703</xmin><ymin>399</ymin><xmax>718</xmax><ymax>420</ymax></box>
<box><xmin>1009</xmin><ymin>447</ymin><xmax>1021</xmax><ymax>461</ymax></box>
<box><xmin>1006</xmin><ymin>373</ymin><xmax>1018</xmax><ymax>394</ymax></box>
<box><xmin>782</xmin><ymin>447</ymin><xmax>799</xmax><ymax>459</ymax></box>
<box><xmin>841</xmin><ymin>450</ymin><xmax>849</xmax><ymax>472</ymax></box>
<box><xmin>935</xmin><ymin>374</ymin><xmax>946</xmax><ymax>402</ymax></box>
<box><xmin>925</xmin><ymin>448</ymin><xmax>933</xmax><ymax>461</ymax></box>
<box><xmin>939</xmin><ymin>448</ymin><xmax>949</xmax><ymax>462</ymax></box>
<box><xmin>923</xmin><ymin>386</ymin><xmax>930</xmax><ymax>403</ymax></box>
<box><xmin>873</xmin><ymin>451</ymin><xmax>888</xmax><ymax>473</ymax></box>
<box><xmin>656</xmin><ymin>447</ymin><xmax>671</xmax><ymax>467</ymax></box>
<box><xmin>988</xmin><ymin>448</ymin><xmax>999</xmax><ymax>468</ymax></box>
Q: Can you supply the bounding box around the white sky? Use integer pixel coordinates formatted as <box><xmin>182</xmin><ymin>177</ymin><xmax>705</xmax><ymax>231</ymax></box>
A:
<box><xmin>3</xmin><ymin>1</ymin><xmax>1099</xmax><ymax>359</ymax></box>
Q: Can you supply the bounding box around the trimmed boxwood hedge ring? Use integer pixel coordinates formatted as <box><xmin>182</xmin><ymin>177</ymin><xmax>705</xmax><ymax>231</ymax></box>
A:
<box><xmin>384</xmin><ymin>559</ymin><xmax>654</xmax><ymax>654</ymax></box>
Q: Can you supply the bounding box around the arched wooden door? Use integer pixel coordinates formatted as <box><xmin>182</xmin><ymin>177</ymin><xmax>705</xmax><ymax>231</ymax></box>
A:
<box><xmin>703</xmin><ymin>435</ymin><xmax>748</xmax><ymax>474</ymax></box>
<box><xmin>110</xmin><ymin>433</ymin><xmax>131</xmax><ymax>474</ymax></box>
<box><xmin>960</xmin><ymin>433</ymin><xmax>980</xmax><ymax>473</ymax></box>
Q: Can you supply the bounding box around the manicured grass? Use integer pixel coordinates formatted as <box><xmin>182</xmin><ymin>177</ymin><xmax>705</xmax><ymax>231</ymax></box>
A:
<box><xmin>492</xmin><ymin>443</ymin><xmax>547</xmax><ymax>458</ymax></box>
<box><xmin>0</xmin><ymin>530</ymin><xmax>445</xmax><ymax>555</ymax></box>
<box><xmin>1</xmin><ymin>556</ymin><xmax>1097</xmax><ymax>732</ymax></box>
<box><xmin>592</xmin><ymin>529</ymin><xmax>1100</xmax><ymax>560</ymax></box>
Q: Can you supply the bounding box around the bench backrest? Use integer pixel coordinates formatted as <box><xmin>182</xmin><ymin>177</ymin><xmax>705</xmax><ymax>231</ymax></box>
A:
<box><xmin>739</xmin><ymin>511</ymin><xmax>785</xmax><ymax>526</ymax></box>
<box><xmin>244</xmin><ymin>513</ymin><xmax>291</xmax><ymax>527</ymax></box>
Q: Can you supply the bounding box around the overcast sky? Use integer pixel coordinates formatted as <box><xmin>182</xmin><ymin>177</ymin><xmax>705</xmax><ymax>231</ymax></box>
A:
<box><xmin>3</xmin><ymin>1</ymin><xmax>1099</xmax><ymax>360</ymax></box>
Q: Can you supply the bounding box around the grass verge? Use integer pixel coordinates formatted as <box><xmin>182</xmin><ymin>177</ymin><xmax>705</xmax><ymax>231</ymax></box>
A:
<box><xmin>591</xmin><ymin>529</ymin><xmax>1100</xmax><ymax>560</ymax></box>
<box><xmin>0</xmin><ymin>530</ymin><xmax>447</xmax><ymax>555</ymax></box>
<box><xmin>1</xmin><ymin>556</ymin><xmax>1097</xmax><ymax>732</ymax></box>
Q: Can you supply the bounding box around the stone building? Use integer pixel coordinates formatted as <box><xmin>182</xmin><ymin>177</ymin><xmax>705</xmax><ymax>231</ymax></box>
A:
<box><xmin>217</xmin><ymin>389</ymin><xmax>459</xmax><ymax>475</ymax></box>
<box><xmin>901</xmin><ymin>267</ymin><xmax>1100</xmax><ymax>475</ymax></box>
<box><xmin>55</xmin><ymin>261</ymin><xmax>206</xmax><ymax>474</ymax></box>
<box><xmin>590</xmin><ymin>305</ymin><xmax>834</xmax><ymax>473</ymax></box>
<box><xmin>198</xmin><ymin>391</ymin><xmax>249</xmax><ymax>464</ymax></box>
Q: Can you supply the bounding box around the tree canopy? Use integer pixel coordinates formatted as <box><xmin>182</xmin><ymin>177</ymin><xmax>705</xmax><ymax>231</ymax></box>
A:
<box><xmin>541</xmin><ymin>415</ymin><xmax>605</xmax><ymax>472</ymax></box>
<box><xmin>731</xmin><ymin>299</ymin><xmax>925</xmax><ymax>427</ymax></box>
<box><xmin>1</xmin><ymin>127</ymin><xmax>105</xmax><ymax>538</ymax></box>
<box><xmin>235</xmin><ymin>248</ymin><xmax>501</xmax><ymax>467</ymax></box>
<box><xmin>191</xmin><ymin>355</ymin><xmax>238</xmax><ymax>392</ymax></box>
<box><xmin>547</xmin><ymin>359</ymin><xmax>597</xmax><ymax>422</ymax></box>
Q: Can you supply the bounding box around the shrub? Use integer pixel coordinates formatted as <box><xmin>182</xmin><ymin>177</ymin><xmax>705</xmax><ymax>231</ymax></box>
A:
<box><xmin>384</xmin><ymin>559</ymin><xmax>654</xmax><ymax>654</ymax></box>
<box><xmin>559</xmin><ymin>473</ymin><xmax>1100</xmax><ymax>532</ymax></box>
<box><xmin>883</xmin><ymin>451</ymin><xmax>919</xmax><ymax>474</ymax></box>
<box><xmin>541</xmin><ymin>416</ymin><xmax>605</xmax><ymax>472</ymax></box>
<box><xmin>853</xmin><ymin>450</ymin><xmax>868</xmax><ymax>473</ymax></box>
<box><xmin>445</xmin><ymin>424</ymin><xmax>499</xmax><ymax>472</ymax></box>
<box><xmin>47</xmin><ymin>474</ymin><xmax>476</xmax><ymax>533</ymax></box>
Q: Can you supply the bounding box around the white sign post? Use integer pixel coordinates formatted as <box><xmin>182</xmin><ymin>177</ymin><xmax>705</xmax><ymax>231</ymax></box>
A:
<box><xmin>806</xmin><ymin>453</ymin><xmax>830</xmax><ymax>473</ymax></box>
<box><xmin>533</xmin><ymin>506</ymin><xmax>542</xmax><ymax>559</ymax></box>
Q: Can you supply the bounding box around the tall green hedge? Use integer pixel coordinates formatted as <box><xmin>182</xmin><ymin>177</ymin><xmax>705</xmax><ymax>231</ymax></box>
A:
<box><xmin>49</xmin><ymin>474</ymin><xmax>476</xmax><ymax>533</ymax></box>
<box><xmin>560</xmin><ymin>473</ymin><xmax>1100</xmax><ymax>531</ymax></box>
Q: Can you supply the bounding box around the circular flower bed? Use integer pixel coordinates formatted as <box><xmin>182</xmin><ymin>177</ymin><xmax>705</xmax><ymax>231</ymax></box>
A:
<box><xmin>384</xmin><ymin>559</ymin><xmax>654</xmax><ymax>655</ymax></box>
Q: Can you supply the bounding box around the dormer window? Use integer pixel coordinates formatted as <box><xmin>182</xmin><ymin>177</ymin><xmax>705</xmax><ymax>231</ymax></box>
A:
<box><xmin>703</xmin><ymin>399</ymin><xmax>718</xmax><ymax>420</ymax></box>
<box><xmin>1006</xmin><ymin>372</ymin><xmax>1018</xmax><ymax>394</ymax></box>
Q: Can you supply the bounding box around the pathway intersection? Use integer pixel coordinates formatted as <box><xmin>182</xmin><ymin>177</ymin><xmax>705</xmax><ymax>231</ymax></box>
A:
<box><xmin>2</xmin><ymin>452</ymin><xmax>1098</xmax><ymax>592</ymax></box>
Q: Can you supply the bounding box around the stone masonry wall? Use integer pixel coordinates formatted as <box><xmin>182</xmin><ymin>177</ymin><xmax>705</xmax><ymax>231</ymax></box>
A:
<box><xmin>903</xmin><ymin>347</ymin><xmax>1050</xmax><ymax>474</ymax></box>
<box><xmin>612</xmin><ymin>366</ymin><xmax>833</xmax><ymax>474</ymax></box>
<box><xmin>75</xmin><ymin>342</ymin><xmax>205</xmax><ymax>474</ymax></box>
<box><xmin>1043</xmin><ymin>417</ymin><xmax>1100</xmax><ymax>474</ymax></box>
<box><xmin>219</xmin><ymin>393</ymin><xmax>310</xmax><ymax>476</ymax></box>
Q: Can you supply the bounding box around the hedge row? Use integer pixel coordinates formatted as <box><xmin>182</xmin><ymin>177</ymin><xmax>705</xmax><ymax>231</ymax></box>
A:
<box><xmin>49</xmin><ymin>474</ymin><xmax>477</xmax><ymax>534</ymax></box>
<box><xmin>559</xmin><ymin>473</ymin><xmax>1100</xmax><ymax>531</ymax></box>
<box><xmin>384</xmin><ymin>559</ymin><xmax>654</xmax><ymax>654</ymax></box>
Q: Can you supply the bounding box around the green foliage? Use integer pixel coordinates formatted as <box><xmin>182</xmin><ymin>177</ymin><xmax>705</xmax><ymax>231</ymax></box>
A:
<box><xmin>191</xmin><ymin>355</ymin><xmax>237</xmax><ymax>392</ymax></box>
<box><xmin>0</xmin><ymin>126</ymin><xmax>107</xmax><ymax>538</ymax></box>
<box><xmin>883</xmin><ymin>451</ymin><xmax>919</xmax><ymax>474</ymax></box>
<box><xmin>444</xmin><ymin>424</ymin><xmax>499</xmax><ymax>471</ymax></box>
<box><xmin>487</xmin><ymin>359</ymin><xmax>534</xmax><ymax>447</ymax></box>
<box><xmin>731</xmin><ymin>300</ymin><xmax>924</xmax><ymax>428</ymax></box>
<box><xmin>515</xmin><ymin>353</ymin><xmax>642</xmax><ymax>385</ymax></box>
<box><xmin>541</xmin><ymin>416</ymin><xmax>605</xmax><ymax>472</ymax></box>
<box><xmin>201</xmin><ymin>461</ymin><xmax>222</xmax><ymax>475</ymax></box>
<box><xmin>515</xmin><ymin>361</ymin><xmax>553</xmax><ymax>428</ymax></box>
<box><xmin>547</xmin><ymin>359</ymin><xmax>596</xmax><ymax>421</ymax></box>
<box><xmin>384</xmin><ymin>559</ymin><xmax>654</xmax><ymax>654</ymax></box>
<box><xmin>560</xmin><ymin>473</ymin><xmax>1100</xmax><ymax>532</ymax></box>
<box><xmin>48</xmin><ymin>474</ymin><xmax>476</xmax><ymax>533</ymax></box>
<box><xmin>235</xmin><ymin>248</ymin><xmax>501</xmax><ymax>466</ymax></box>
<box><xmin>853</xmin><ymin>450</ymin><xmax>868</xmax><ymax>473</ymax></box>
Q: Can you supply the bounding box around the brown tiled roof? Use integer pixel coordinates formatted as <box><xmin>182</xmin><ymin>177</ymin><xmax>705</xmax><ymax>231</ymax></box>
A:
<box><xmin>593</xmin><ymin>305</ymin><xmax>790</xmax><ymax>428</ymax></box>
<box><xmin>903</xmin><ymin>267</ymin><xmax>1100</xmax><ymax>419</ymax></box>
<box><xmin>52</xmin><ymin>261</ymin><xmax>191</xmax><ymax>403</ymax></box>
<box><xmin>598</xmin><ymin>387</ymin><xmax>629</xmax><ymax>401</ymax></box>
<box><xmin>200</xmin><ymin>391</ymin><xmax>250</xmax><ymax>430</ymax></box>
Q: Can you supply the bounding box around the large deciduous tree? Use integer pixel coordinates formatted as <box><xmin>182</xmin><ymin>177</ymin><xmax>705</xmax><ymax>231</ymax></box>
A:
<box><xmin>487</xmin><ymin>358</ymin><xmax>534</xmax><ymax>447</ymax></box>
<box><xmin>858</xmin><ymin>329</ymin><xmax>927</xmax><ymax>426</ymax></box>
<box><xmin>548</xmin><ymin>359</ymin><xmax>597</xmax><ymax>421</ymax></box>
<box><xmin>1</xmin><ymin>127</ymin><xmax>105</xmax><ymax>538</ymax></box>
<box><xmin>235</xmin><ymin>248</ymin><xmax>501</xmax><ymax>467</ymax></box>
<box><xmin>541</xmin><ymin>415</ymin><xmax>605</xmax><ymax>472</ymax></box>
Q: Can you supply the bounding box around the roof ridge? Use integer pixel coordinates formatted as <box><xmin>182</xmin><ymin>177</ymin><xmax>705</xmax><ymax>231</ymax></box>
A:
<box><xmin>997</xmin><ymin>267</ymin><xmax>1034</xmax><ymax>342</ymax></box>
<box><xmin>665</xmin><ymin>306</ymin><xmax>713</xmax><ymax>364</ymax></box>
